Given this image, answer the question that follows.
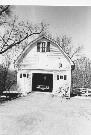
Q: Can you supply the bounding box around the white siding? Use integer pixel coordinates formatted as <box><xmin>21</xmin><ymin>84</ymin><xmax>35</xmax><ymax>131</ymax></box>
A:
<box><xmin>17</xmin><ymin>70</ymin><xmax>32</xmax><ymax>94</ymax></box>
<box><xmin>20</xmin><ymin>39</ymin><xmax>70</xmax><ymax>71</ymax></box>
<box><xmin>53</xmin><ymin>69</ymin><xmax>71</xmax><ymax>94</ymax></box>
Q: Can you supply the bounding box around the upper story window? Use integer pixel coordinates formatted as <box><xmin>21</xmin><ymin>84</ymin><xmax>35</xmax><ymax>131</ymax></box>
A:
<box><xmin>37</xmin><ymin>42</ymin><xmax>50</xmax><ymax>52</ymax></box>
<box><xmin>41</xmin><ymin>42</ymin><xmax>46</xmax><ymax>52</ymax></box>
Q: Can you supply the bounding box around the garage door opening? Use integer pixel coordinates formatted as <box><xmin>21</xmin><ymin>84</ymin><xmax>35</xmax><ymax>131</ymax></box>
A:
<box><xmin>32</xmin><ymin>73</ymin><xmax>53</xmax><ymax>92</ymax></box>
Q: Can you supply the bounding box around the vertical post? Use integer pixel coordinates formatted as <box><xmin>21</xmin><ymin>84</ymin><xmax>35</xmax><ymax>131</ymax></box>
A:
<box><xmin>86</xmin><ymin>88</ymin><xmax>88</xmax><ymax>97</ymax></box>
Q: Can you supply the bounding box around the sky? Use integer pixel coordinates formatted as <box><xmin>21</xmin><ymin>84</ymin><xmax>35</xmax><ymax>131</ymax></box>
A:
<box><xmin>0</xmin><ymin>5</ymin><xmax>90</xmax><ymax>63</ymax></box>
<box><xmin>12</xmin><ymin>6</ymin><xmax>91</xmax><ymax>59</ymax></box>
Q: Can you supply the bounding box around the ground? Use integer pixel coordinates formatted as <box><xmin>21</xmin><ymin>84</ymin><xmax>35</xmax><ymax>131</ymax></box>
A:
<box><xmin>0</xmin><ymin>93</ymin><xmax>91</xmax><ymax>135</ymax></box>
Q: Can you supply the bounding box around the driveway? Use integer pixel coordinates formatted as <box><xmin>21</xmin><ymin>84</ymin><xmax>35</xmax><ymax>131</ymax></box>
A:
<box><xmin>0</xmin><ymin>92</ymin><xmax>91</xmax><ymax>135</ymax></box>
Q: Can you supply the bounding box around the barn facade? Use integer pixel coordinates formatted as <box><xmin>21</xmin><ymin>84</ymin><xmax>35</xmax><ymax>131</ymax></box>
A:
<box><xmin>15</xmin><ymin>34</ymin><xmax>74</xmax><ymax>97</ymax></box>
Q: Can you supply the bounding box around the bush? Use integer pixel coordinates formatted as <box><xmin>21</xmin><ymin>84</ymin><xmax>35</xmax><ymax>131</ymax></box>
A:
<box><xmin>0</xmin><ymin>65</ymin><xmax>17</xmax><ymax>95</ymax></box>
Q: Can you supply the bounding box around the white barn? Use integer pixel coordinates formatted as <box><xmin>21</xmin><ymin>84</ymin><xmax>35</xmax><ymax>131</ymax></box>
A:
<box><xmin>15</xmin><ymin>34</ymin><xmax>74</xmax><ymax>97</ymax></box>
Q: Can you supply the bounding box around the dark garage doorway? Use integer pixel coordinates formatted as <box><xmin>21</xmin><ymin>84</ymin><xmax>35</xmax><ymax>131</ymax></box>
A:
<box><xmin>32</xmin><ymin>73</ymin><xmax>53</xmax><ymax>92</ymax></box>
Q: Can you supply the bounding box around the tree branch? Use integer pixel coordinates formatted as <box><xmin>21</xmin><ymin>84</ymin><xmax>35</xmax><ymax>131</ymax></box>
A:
<box><xmin>0</xmin><ymin>31</ymin><xmax>42</xmax><ymax>54</ymax></box>
<box><xmin>0</xmin><ymin>35</ymin><xmax>9</xmax><ymax>46</ymax></box>
<box><xmin>70</xmin><ymin>46</ymin><xmax>82</xmax><ymax>58</ymax></box>
<box><xmin>0</xmin><ymin>5</ymin><xmax>10</xmax><ymax>16</ymax></box>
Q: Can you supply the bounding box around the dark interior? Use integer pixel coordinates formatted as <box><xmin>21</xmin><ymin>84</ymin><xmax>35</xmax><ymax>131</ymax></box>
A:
<box><xmin>32</xmin><ymin>73</ymin><xmax>53</xmax><ymax>92</ymax></box>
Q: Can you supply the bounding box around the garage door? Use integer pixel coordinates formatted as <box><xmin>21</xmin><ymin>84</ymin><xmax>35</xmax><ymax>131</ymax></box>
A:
<box><xmin>32</xmin><ymin>73</ymin><xmax>53</xmax><ymax>92</ymax></box>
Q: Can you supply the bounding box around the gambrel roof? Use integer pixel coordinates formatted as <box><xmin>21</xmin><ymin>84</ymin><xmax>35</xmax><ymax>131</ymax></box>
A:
<box><xmin>15</xmin><ymin>34</ymin><xmax>74</xmax><ymax>66</ymax></box>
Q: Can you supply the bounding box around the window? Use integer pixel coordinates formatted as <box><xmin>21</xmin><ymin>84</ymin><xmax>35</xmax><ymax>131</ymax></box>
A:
<box><xmin>57</xmin><ymin>75</ymin><xmax>59</xmax><ymax>80</ymax></box>
<box><xmin>37</xmin><ymin>42</ymin><xmax>50</xmax><ymax>52</ymax></box>
<box><xmin>64</xmin><ymin>75</ymin><xmax>67</xmax><ymax>80</ymax></box>
<box><xmin>41</xmin><ymin>42</ymin><xmax>46</xmax><ymax>52</ymax></box>
<box><xmin>20</xmin><ymin>73</ymin><xmax>22</xmax><ymax>78</ymax></box>
<box><xmin>23</xmin><ymin>74</ymin><xmax>26</xmax><ymax>77</ymax></box>
<box><xmin>20</xmin><ymin>73</ymin><xmax>29</xmax><ymax>78</ymax></box>
<box><xmin>60</xmin><ymin>75</ymin><xmax>63</xmax><ymax>79</ymax></box>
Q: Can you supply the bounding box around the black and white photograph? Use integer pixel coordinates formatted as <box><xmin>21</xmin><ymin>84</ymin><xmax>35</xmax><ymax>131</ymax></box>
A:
<box><xmin>0</xmin><ymin>2</ymin><xmax>91</xmax><ymax>135</ymax></box>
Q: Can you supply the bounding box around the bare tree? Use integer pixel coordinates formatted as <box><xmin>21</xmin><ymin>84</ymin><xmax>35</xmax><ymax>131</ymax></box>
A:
<box><xmin>0</xmin><ymin>16</ymin><xmax>46</xmax><ymax>54</ymax></box>
<box><xmin>56</xmin><ymin>35</ymin><xmax>82</xmax><ymax>59</ymax></box>
<box><xmin>0</xmin><ymin>5</ymin><xmax>12</xmax><ymax>25</ymax></box>
<box><xmin>0</xmin><ymin>10</ymin><xmax>48</xmax><ymax>93</ymax></box>
<box><xmin>0</xmin><ymin>5</ymin><xmax>82</xmax><ymax>59</ymax></box>
<box><xmin>0</xmin><ymin>5</ymin><xmax>48</xmax><ymax>55</ymax></box>
<box><xmin>72</xmin><ymin>56</ymin><xmax>91</xmax><ymax>88</ymax></box>
<box><xmin>0</xmin><ymin>5</ymin><xmax>11</xmax><ymax>16</ymax></box>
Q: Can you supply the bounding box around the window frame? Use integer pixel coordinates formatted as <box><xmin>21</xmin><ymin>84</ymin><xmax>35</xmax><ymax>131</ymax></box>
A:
<box><xmin>41</xmin><ymin>42</ymin><xmax>46</xmax><ymax>52</ymax></box>
<box><xmin>60</xmin><ymin>75</ymin><xmax>63</xmax><ymax>79</ymax></box>
<box><xmin>37</xmin><ymin>41</ymin><xmax>50</xmax><ymax>52</ymax></box>
<box><xmin>23</xmin><ymin>74</ymin><xmax>26</xmax><ymax>77</ymax></box>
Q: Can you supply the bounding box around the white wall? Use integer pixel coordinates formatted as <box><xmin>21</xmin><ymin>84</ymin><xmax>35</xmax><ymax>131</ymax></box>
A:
<box><xmin>17</xmin><ymin>70</ymin><xmax>32</xmax><ymax>95</ymax></box>
<box><xmin>53</xmin><ymin>69</ymin><xmax>71</xmax><ymax>96</ymax></box>
<box><xmin>20</xmin><ymin>38</ymin><xmax>71</xmax><ymax>71</ymax></box>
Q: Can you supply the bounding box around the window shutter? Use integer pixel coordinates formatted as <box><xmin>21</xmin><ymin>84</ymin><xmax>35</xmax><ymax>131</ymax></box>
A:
<box><xmin>37</xmin><ymin>42</ymin><xmax>40</xmax><ymax>52</ymax></box>
<box><xmin>57</xmin><ymin>75</ymin><xmax>59</xmax><ymax>80</ymax></box>
<box><xmin>27</xmin><ymin>74</ymin><xmax>29</xmax><ymax>78</ymax></box>
<box><xmin>47</xmin><ymin>42</ymin><xmax>50</xmax><ymax>52</ymax></box>
<box><xmin>20</xmin><ymin>74</ymin><xmax>22</xmax><ymax>78</ymax></box>
<box><xmin>64</xmin><ymin>75</ymin><xmax>67</xmax><ymax>80</ymax></box>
